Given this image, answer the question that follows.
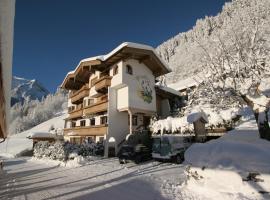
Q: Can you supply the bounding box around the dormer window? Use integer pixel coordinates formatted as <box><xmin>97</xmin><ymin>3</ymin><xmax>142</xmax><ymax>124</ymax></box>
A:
<box><xmin>126</xmin><ymin>65</ymin><xmax>133</xmax><ymax>75</ymax></box>
<box><xmin>113</xmin><ymin>65</ymin><xmax>118</xmax><ymax>75</ymax></box>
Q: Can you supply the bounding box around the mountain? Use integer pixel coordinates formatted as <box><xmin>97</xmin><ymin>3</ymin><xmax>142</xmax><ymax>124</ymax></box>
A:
<box><xmin>11</xmin><ymin>76</ymin><xmax>50</xmax><ymax>106</ymax></box>
<box><xmin>156</xmin><ymin>0</ymin><xmax>270</xmax><ymax>84</ymax></box>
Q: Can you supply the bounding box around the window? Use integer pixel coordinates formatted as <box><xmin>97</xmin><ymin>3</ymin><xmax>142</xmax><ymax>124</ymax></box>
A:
<box><xmin>126</xmin><ymin>65</ymin><xmax>133</xmax><ymax>75</ymax></box>
<box><xmin>72</xmin><ymin>137</ymin><xmax>81</xmax><ymax>144</ymax></box>
<box><xmin>132</xmin><ymin>115</ymin><xmax>137</xmax><ymax>126</ymax></box>
<box><xmin>77</xmin><ymin>104</ymin><xmax>82</xmax><ymax>109</ymax></box>
<box><xmin>87</xmin><ymin>137</ymin><xmax>94</xmax><ymax>143</ymax></box>
<box><xmin>80</xmin><ymin>120</ymin><xmax>86</xmax><ymax>127</ymax></box>
<box><xmin>113</xmin><ymin>65</ymin><xmax>118</xmax><ymax>75</ymax></box>
<box><xmin>101</xmin><ymin>116</ymin><xmax>108</xmax><ymax>125</ymax></box>
<box><xmin>90</xmin><ymin>118</ymin><xmax>95</xmax><ymax>126</ymax></box>
<box><xmin>128</xmin><ymin>115</ymin><xmax>138</xmax><ymax>126</ymax></box>
<box><xmin>88</xmin><ymin>99</ymin><xmax>94</xmax><ymax>106</ymax></box>
<box><xmin>99</xmin><ymin>137</ymin><xmax>104</xmax><ymax>142</ymax></box>
<box><xmin>71</xmin><ymin>121</ymin><xmax>76</xmax><ymax>128</ymax></box>
<box><xmin>68</xmin><ymin>106</ymin><xmax>75</xmax><ymax>112</ymax></box>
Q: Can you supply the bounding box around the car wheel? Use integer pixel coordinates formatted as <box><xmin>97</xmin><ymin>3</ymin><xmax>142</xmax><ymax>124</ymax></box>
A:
<box><xmin>176</xmin><ymin>154</ymin><xmax>182</xmax><ymax>164</ymax></box>
<box><xmin>119</xmin><ymin>159</ymin><xmax>126</xmax><ymax>164</ymax></box>
<box><xmin>135</xmin><ymin>155</ymin><xmax>142</xmax><ymax>164</ymax></box>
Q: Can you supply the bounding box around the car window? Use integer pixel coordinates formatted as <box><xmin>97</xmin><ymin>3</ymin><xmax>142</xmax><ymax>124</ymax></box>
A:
<box><xmin>162</xmin><ymin>137</ymin><xmax>170</xmax><ymax>145</ymax></box>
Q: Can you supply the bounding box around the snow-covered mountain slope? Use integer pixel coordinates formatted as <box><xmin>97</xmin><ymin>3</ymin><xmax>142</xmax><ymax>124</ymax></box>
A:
<box><xmin>0</xmin><ymin>111</ymin><xmax>67</xmax><ymax>157</ymax></box>
<box><xmin>156</xmin><ymin>0</ymin><xmax>270</xmax><ymax>84</ymax></box>
<box><xmin>11</xmin><ymin>76</ymin><xmax>50</xmax><ymax>106</ymax></box>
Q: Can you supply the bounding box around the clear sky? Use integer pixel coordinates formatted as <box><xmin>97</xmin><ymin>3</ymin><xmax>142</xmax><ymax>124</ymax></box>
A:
<box><xmin>13</xmin><ymin>0</ymin><xmax>228</xmax><ymax>92</ymax></box>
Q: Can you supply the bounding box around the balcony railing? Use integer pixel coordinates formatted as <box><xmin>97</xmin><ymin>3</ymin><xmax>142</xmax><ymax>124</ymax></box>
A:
<box><xmin>68</xmin><ymin>107</ymin><xmax>83</xmax><ymax>119</ymax></box>
<box><xmin>63</xmin><ymin>124</ymin><xmax>108</xmax><ymax>136</ymax></box>
<box><xmin>93</xmin><ymin>76</ymin><xmax>112</xmax><ymax>92</ymax></box>
<box><xmin>84</xmin><ymin>98</ymin><xmax>108</xmax><ymax>115</ymax></box>
<box><xmin>70</xmin><ymin>84</ymin><xmax>89</xmax><ymax>104</ymax></box>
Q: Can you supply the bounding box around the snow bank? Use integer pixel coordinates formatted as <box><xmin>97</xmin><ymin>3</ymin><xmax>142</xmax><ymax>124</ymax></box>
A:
<box><xmin>30</xmin><ymin>156</ymin><xmax>86</xmax><ymax>168</ymax></box>
<box><xmin>185</xmin><ymin>120</ymin><xmax>270</xmax><ymax>173</ymax></box>
<box><xmin>0</xmin><ymin>112</ymin><xmax>67</xmax><ymax>157</ymax></box>
<box><xmin>177</xmin><ymin>166</ymin><xmax>270</xmax><ymax>200</ymax></box>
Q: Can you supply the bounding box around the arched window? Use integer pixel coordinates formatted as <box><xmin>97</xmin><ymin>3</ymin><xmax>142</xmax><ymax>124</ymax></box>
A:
<box><xmin>113</xmin><ymin>65</ymin><xmax>118</xmax><ymax>75</ymax></box>
<box><xmin>126</xmin><ymin>65</ymin><xmax>133</xmax><ymax>75</ymax></box>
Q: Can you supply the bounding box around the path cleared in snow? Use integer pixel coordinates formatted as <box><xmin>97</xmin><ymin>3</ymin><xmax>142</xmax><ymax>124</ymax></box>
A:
<box><xmin>0</xmin><ymin>157</ymin><xmax>185</xmax><ymax>200</ymax></box>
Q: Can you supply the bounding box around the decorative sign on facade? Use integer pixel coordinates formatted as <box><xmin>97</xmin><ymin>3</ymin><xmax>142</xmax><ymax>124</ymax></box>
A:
<box><xmin>136</xmin><ymin>76</ymin><xmax>153</xmax><ymax>103</ymax></box>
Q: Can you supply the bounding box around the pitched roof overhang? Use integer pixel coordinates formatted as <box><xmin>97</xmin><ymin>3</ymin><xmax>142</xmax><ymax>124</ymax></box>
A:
<box><xmin>61</xmin><ymin>42</ymin><xmax>171</xmax><ymax>90</ymax></box>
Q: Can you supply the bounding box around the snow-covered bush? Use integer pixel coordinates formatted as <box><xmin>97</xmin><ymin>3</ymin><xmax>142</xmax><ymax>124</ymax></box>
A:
<box><xmin>78</xmin><ymin>142</ymin><xmax>97</xmax><ymax>157</ymax></box>
<box><xmin>151</xmin><ymin>116</ymin><xmax>194</xmax><ymax>135</ymax></box>
<box><xmin>33</xmin><ymin>141</ymin><xmax>101</xmax><ymax>161</ymax></box>
<box><xmin>34</xmin><ymin>141</ymin><xmax>51</xmax><ymax>158</ymax></box>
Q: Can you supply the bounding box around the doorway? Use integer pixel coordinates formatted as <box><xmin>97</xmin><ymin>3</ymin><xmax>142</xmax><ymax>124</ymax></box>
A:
<box><xmin>143</xmin><ymin>116</ymin><xmax>151</xmax><ymax>130</ymax></box>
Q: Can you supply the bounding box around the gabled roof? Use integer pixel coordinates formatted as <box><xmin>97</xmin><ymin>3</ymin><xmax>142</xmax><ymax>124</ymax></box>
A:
<box><xmin>61</xmin><ymin>42</ymin><xmax>171</xmax><ymax>90</ymax></box>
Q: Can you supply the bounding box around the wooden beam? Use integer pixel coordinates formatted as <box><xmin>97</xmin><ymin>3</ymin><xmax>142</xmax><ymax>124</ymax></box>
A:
<box><xmin>122</xmin><ymin>53</ymin><xmax>132</xmax><ymax>62</ymax></box>
<box><xmin>138</xmin><ymin>55</ymin><xmax>150</xmax><ymax>63</ymax></box>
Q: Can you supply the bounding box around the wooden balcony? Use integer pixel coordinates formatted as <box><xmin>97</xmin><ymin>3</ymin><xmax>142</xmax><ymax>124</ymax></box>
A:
<box><xmin>84</xmin><ymin>98</ymin><xmax>108</xmax><ymax>115</ymax></box>
<box><xmin>93</xmin><ymin>76</ymin><xmax>112</xmax><ymax>93</ymax></box>
<box><xmin>63</xmin><ymin>124</ymin><xmax>108</xmax><ymax>136</ymax></box>
<box><xmin>68</xmin><ymin>108</ymin><xmax>83</xmax><ymax>119</ymax></box>
<box><xmin>70</xmin><ymin>84</ymin><xmax>89</xmax><ymax>104</ymax></box>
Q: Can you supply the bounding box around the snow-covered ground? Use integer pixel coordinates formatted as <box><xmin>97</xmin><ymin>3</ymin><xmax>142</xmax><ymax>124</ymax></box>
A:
<box><xmin>180</xmin><ymin>119</ymin><xmax>270</xmax><ymax>200</ymax></box>
<box><xmin>0</xmin><ymin>157</ymin><xmax>185</xmax><ymax>200</ymax></box>
<box><xmin>0</xmin><ymin>112</ymin><xmax>67</xmax><ymax>158</ymax></box>
<box><xmin>1</xmin><ymin>115</ymin><xmax>270</xmax><ymax>199</ymax></box>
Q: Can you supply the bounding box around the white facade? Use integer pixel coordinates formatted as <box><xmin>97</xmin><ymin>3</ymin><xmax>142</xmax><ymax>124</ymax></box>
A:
<box><xmin>62</xmin><ymin>42</ymin><xmax>176</xmax><ymax>156</ymax></box>
<box><xmin>105</xmin><ymin>59</ymin><xmax>157</xmax><ymax>155</ymax></box>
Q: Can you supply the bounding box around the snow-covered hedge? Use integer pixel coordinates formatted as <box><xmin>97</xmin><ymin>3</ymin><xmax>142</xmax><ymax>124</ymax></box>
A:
<box><xmin>33</xmin><ymin>141</ymin><xmax>102</xmax><ymax>161</ymax></box>
<box><xmin>151</xmin><ymin>116</ymin><xmax>194</xmax><ymax>135</ymax></box>
<box><xmin>151</xmin><ymin>107</ymin><xmax>246</xmax><ymax>134</ymax></box>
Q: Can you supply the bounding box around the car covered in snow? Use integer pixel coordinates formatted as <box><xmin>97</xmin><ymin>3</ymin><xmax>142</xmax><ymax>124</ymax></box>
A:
<box><xmin>152</xmin><ymin>135</ymin><xmax>192</xmax><ymax>164</ymax></box>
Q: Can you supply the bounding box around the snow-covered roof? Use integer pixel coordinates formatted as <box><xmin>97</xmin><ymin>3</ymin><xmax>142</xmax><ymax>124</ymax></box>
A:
<box><xmin>61</xmin><ymin>42</ymin><xmax>171</xmax><ymax>89</ymax></box>
<box><xmin>27</xmin><ymin>132</ymin><xmax>56</xmax><ymax>139</ymax></box>
<box><xmin>155</xmin><ymin>84</ymin><xmax>182</xmax><ymax>97</ymax></box>
<box><xmin>102</xmin><ymin>42</ymin><xmax>170</xmax><ymax>71</ymax></box>
<box><xmin>168</xmin><ymin>76</ymin><xmax>202</xmax><ymax>91</ymax></box>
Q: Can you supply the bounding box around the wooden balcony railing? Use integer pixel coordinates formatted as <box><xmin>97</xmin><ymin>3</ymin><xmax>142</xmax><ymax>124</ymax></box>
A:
<box><xmin>93</xmin><ymin>76</ymin><xmax>112</xmax><ymax>92</ymax></box>
<box><xmin>63</xmin><ymin>124</ymin><xmax>108</xmax><ymax>136</ymax></box>
<box><xmin>84</xmin><ymin>98</ymin><xmax>108</xmax><ymax>115</ymax></box>
<box><xmin>70</xmin><ymin>84</ymin><xmax>89</xmax><ymax>104</ymax></box>
<box><xmin>68</xmin><ymin>107</ymin><xmax>83</xmax><ymax>119</ymax></box>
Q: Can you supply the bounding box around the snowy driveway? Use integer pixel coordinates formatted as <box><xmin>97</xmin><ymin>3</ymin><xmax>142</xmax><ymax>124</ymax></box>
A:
<box><xmin>0</xmin><ymin>157</ymin><xmax>186</xmax><ymax>200</ymax></box>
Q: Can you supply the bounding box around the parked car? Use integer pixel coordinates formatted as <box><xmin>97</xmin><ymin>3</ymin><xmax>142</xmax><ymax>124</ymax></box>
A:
<box><xmin>117</xmin><ymin>143</ymin><xmax>152</xmax><ymax>164</ymax></box>
<box><xmin>152</xmin><ymin>135</ymin><xmax>192</xmax><ymax>164</ymax></box>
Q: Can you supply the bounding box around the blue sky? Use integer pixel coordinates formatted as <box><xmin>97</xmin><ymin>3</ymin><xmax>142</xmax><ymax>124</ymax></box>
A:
<box><xmin>13</xmin><ymin>0</ymin><xmax>228</xmax><ymax>92</ymax></box>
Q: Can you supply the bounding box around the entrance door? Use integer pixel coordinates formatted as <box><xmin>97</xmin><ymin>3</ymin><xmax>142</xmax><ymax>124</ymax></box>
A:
<box><xmin>143</xmin><ymin>116</ymin><xmax>151</xmax><ymax>129</ymax></box>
